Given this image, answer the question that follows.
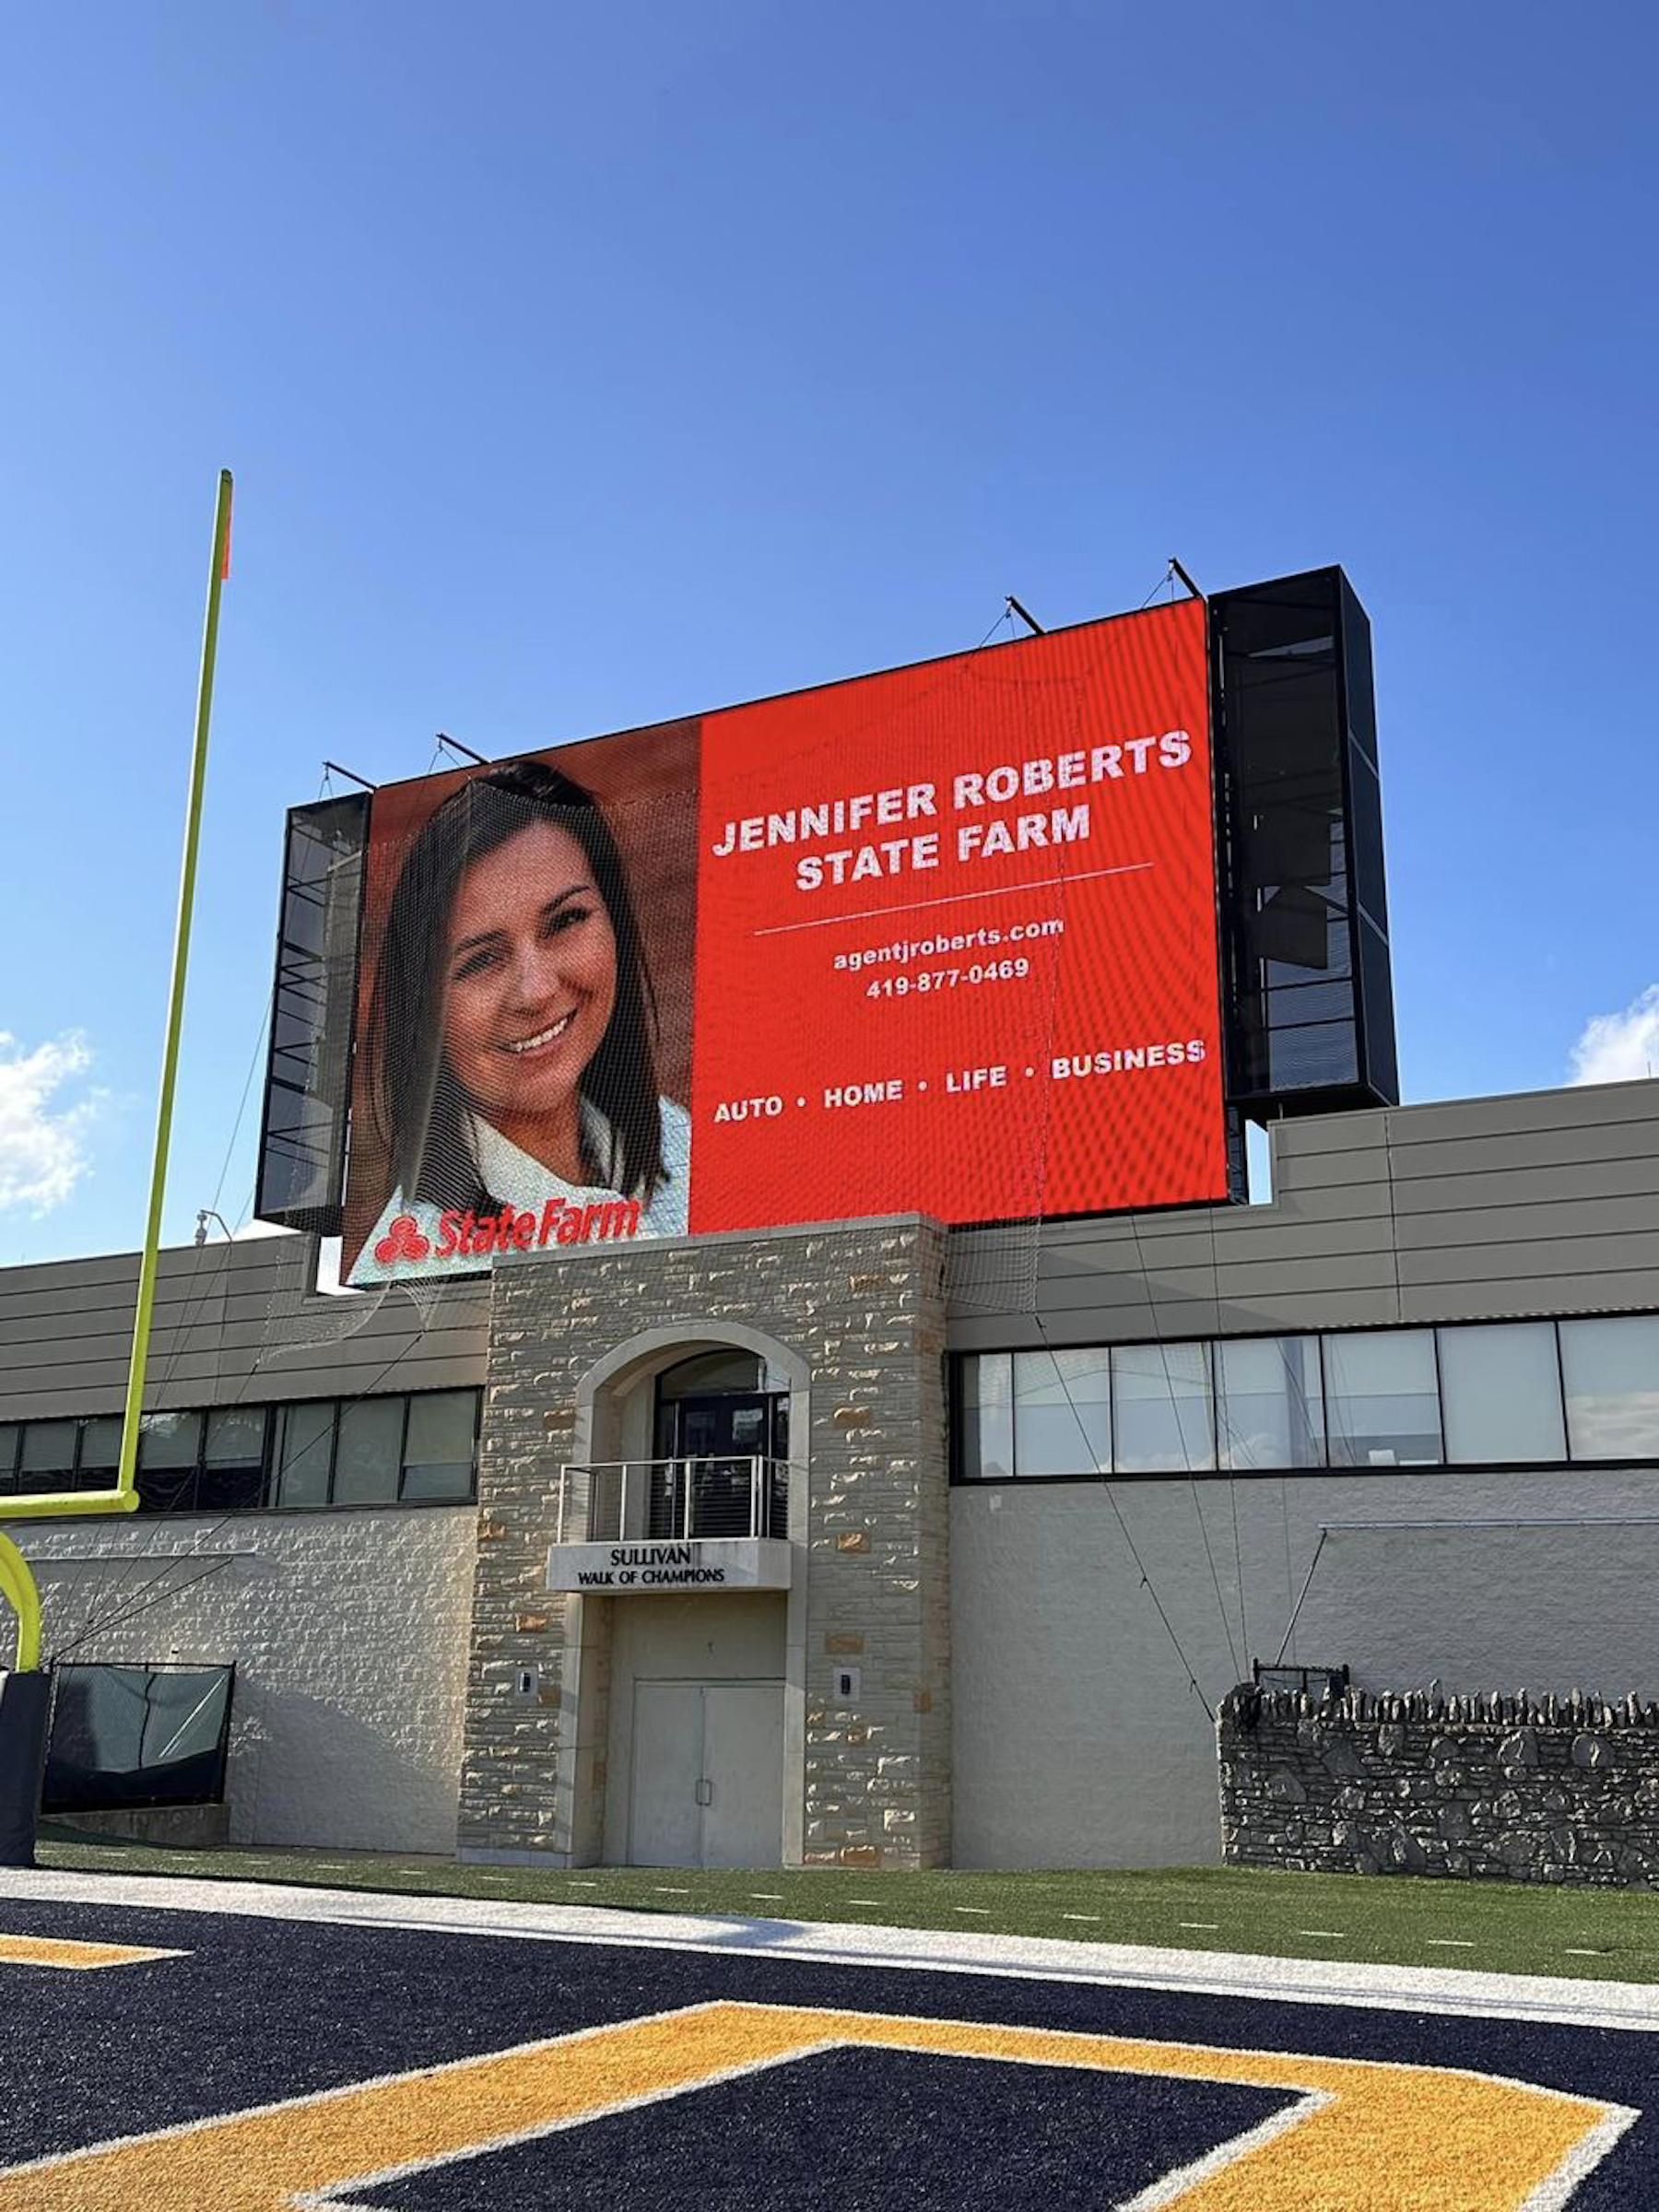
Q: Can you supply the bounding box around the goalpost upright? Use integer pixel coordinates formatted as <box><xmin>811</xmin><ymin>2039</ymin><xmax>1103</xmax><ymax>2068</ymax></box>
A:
<box><xmin>0</xmin><ymin>470</ymin><xmax>234</xmax><ymax>1677</ymax></box>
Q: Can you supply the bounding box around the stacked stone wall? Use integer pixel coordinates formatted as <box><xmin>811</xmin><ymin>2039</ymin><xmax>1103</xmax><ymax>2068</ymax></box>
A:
<box><xmin>1220</xmin><ymin>1684</ymin><xmax>1659</xmax><ymax>1887</ymax></box>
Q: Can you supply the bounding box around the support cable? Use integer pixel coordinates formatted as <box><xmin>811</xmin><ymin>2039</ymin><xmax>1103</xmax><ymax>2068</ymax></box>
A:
<box><xmin>1274</xmin><ymin>1529</ymin><xmax>1327</xmax><ymax>1665</ymax></box>
<box><xmin>1034</xmin><ymin>1312</ymin><xmax>1219</xmax><ymax>1724</ymax></box>
<box><xmin>1112</xmin><ymin>1190</ymin><xmax>1243</xmax><ymax>1682</ymax></box>
<box><xmin>51</xmin><ymin>1557</ymin><xmax>242</xmax><ymax>1665</ymax></box>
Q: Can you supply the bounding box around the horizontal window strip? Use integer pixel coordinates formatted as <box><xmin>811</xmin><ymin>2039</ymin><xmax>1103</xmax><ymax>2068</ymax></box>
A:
<box><xmin>0</xmin><ymin>1388</ymin><xmax>480</xmax><ymax>1515</ymax></box>
<box><xmin>955</xmin><ymin>1312</ymin><xmax>1659</xmax><ymax>1482</ymax></box>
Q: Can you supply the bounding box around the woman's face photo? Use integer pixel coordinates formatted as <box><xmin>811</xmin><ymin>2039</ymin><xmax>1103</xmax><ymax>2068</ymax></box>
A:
<box><xmin>441</xmin><ymin>818</ymin><xmax>618</xmax><ymax>1125</ymax></box>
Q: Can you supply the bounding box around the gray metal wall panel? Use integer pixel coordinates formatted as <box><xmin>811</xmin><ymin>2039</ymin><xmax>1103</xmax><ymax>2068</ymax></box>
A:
<box><xmin>1270</xmin><ymin>1147</ymin><xmax>1393</xmax><ymax>1194</ymax></box>
<box><xmin>1399</xmin><ymin>1271</ymin><xmax>1659</xmax><ymax>1325</ymax></box>
<box><xmin>1382</xmin><ymin>1088</ymin><xmax>1659</xmax><ymax>1146</ymax></box>
<box><xmin>1388</xmin><ymin>1124</ymin><xmax>1655</xmax><ymax>1180</ymax></box>
<box><xmin>948</xmin><ymin>1077</ymin><xmax>1658</xmax><ymax>1348</ymax></box>
<box><xmin>1271</xmin><ymin>1111</ymin><xmax>1389</xmax><ymax>1155</ymax></box>
<box><xmin>1033</xmin><ymin>1216</ymin><xmax>1396</xmax><ymax>1273</ymax></box>
<box><xmin>1397</xmin><ymin>1235</ymin><xmax>1659</xmax><ymax>1288</ymax></box>
<box><xmin>0</xmin><ymin>1235</ymin><xmax>488</xmax><ymax>1423</ymax></box>
<box><xmin>1394</xmin><ymin>1159</ymin><xmax>1659</xmax><ymax>1213</ymax></box>
<box><xmin>1394</xmin><ymin>1194</ymin><xmax>1659</xmax><ymax>1249</ymax></box>
<box><xmin>1211</xmin><ymin>1284</ymin><xmax>1405</xmax><ymax>1333</ymax></box>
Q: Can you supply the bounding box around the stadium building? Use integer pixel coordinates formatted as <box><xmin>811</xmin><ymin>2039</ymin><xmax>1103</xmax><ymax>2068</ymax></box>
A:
<box><xmin>4</xmin><ymin>569</ymin><xmax>1656</xmax><ymax>1871</ymax></box>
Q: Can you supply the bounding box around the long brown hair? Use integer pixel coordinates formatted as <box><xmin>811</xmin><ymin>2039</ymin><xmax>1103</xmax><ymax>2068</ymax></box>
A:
<box><xmin>360</xmin><ymin>759</ymin><xmax>664</xmax><ymax>1217</ymax></box>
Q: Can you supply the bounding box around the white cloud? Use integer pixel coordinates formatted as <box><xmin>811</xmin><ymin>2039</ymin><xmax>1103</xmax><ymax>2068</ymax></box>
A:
<box><xmin>1568</xmin><ymin>984</ymin><xmax>1659</xmax><ymax>1086</ymax></box>
<box><xmin>0</xmin><ymin>1030</ymin><xmax>100</xmax><ymax>1213</ymax></box>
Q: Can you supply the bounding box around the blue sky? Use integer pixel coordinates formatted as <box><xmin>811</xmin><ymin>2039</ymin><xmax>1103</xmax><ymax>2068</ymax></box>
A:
<box><xmin>2</xmin><ymin>3</ymin><xmax>1655</xmax><ymax>1264</ymax></box>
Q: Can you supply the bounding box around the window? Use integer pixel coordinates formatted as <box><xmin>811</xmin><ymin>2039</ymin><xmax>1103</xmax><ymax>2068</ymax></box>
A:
<box><xmin>953</xmin><ymin>1315</ymin><xmax>1657</xmax><ymax>1482</ymax></box>
<box><xmin>1011</xmin><ymin>1348</ymin><xmax>1112</xmax><ymax>1477</ymax></box>
<box><xmin>0</xmin><ymin>1394</ymin><xmax>477</xmax><ymax>1512</ymax></box>
<box><xmin>1438</xmin><ymin>1324</ymin><xmax>1565</xmax><ymax>1464</ymax></box>
<box><xmin>20</xmin><ymin>1420</ymin><xmax>79</xmax><ymax>1489</ymax></box>
<box><xmin>1112</xmin><ymin>1342</ymin><xmax>1215</xmax><ymax>1474</ymax></box>
<box><xmin>271</xmin><ymin>1390</ymin><xmax>482</xmax><ymax>1508</ymax></box>
<box><xmin>200</xmin><ymin>1407</ymin><xmax>269</xmax><ymax>1511</ymax></box>
<box><xmin>1</xmin><ymin>1416</ymin><xmax>128</xmax><ymax>1497</ymax></box>
<box><xmin>959</xmin><ymin>1353</ymin><xmax>1014</xmax><ymax>1480</ymax></box>
<box><xmin>1216</xmin><ymin>1337</ymin><xmax>1324</xmax><ymax>1470</ymax></box>
<box><xmin>275</xmin><ymin>1402</ymin><xmax>335</xmax><ymax>1507</ymax></box>
<box><xmin>77</xmin><ymin>1416</ymin><xmax>123</xmax><ymax>1483</ymax></box>
<box><xmin>138</xmin><ymin>1411</ymin><xmax>206</xmax><ymax>1509</ymax></box>
<box><xmin>333</xmin><ymin>1398</ymin><xmax>405</xmax><ymax>1506</ymax></box>
<box><xmin>656</xmin><ymin>1350</ymin><xmax>765</xmax><ymax>1398</ymax></box>
<box><xmin>1560</xmin><ymin>1317</ymin><xmax>1659</xmax><ymax>1460</ymax></box>
<box><xmin>1317</xmin><ymin>1330</ymin><xmax>1441</xmax><ymax>1466</ymax></box>
<box><xmin>401</xmin><ymin>1391</ymin><xmax>478</xmax><ymax>1500</ymax></box>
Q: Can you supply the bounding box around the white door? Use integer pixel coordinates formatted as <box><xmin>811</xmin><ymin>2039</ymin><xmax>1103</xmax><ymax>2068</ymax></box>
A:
<box><xmin>629</xmin><ymin>1682</ymin><xmax>703</xmax><ymax>1867</ymax></box>
<box><xmin>628</xmin><ymin>1679</ymin><xmax>783</xmax><ymax>1867</ymax></box>
<box><xmin>702</xmin><ymin>1683</ymin><xmax>784</xmax><ymax>1868</ymax></box>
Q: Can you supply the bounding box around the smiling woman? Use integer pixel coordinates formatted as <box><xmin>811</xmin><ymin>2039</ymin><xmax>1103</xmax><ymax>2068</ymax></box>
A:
<box><xmin>348</xmin><ymin>759</ymin><xmax>689</xmax><ymax>1285</ymax></box>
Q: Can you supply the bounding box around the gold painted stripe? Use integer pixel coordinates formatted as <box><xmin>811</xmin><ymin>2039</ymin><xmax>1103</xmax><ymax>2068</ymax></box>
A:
<box><xmin>0</xmin><ymin>1934</ymin><xmax>183</xmax><ymax>1972</ymax></box>
<box><xmin>0</xmin><ymin>1997</ymin><xmax>1629</xmax><ymax>2210</ymax></box>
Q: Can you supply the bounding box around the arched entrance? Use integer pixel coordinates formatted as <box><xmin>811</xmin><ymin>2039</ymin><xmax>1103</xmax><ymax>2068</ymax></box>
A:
<box><xmin>550</xmin><ymin>1330</ymin><xmax>807</xmax><ymax>1870</ymax></box>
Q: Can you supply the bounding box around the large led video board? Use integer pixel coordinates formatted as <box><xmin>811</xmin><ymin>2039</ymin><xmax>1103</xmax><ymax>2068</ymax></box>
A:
<box><xmin>340</xmin><ymin>597</ymin><xmax>1226</xmax><ymax>1283</ymax></box>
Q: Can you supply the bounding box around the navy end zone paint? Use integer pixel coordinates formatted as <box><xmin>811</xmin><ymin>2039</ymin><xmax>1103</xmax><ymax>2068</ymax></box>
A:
<box><xmin>0</xmin><ymin>1898</ymin><xmax>1647</xmax><ymax>2206</ymax></box>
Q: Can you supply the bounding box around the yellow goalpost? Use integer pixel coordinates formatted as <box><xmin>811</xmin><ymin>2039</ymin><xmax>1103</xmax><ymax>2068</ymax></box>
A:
<box><xmin>0</xmin><ymin>470</ymin><xmax>234</xmax><ymax>1679</ymax></box>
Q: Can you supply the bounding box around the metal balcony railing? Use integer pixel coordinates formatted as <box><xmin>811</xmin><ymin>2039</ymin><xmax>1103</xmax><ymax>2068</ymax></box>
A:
<box><xmin>556</xmin><ymin>1457</ymin><xmax>789</xmax><ymax>1546</ymax></box>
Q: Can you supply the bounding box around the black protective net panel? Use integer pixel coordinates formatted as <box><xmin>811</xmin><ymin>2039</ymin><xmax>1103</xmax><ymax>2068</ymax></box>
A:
<box><xmin>1212</xmin><ymin>567</ymin><xmax>1398</xmax><ymax>1114</ymax></box>
<box><xmin>43</xmin><ymin>1663</ymin><xmax>232</xmax><ymax>1812</ymax></box>
<box><xmin>254</xmin><ymin>794</ymin><xmax>369</xmax><ymax>1233</ymax></box>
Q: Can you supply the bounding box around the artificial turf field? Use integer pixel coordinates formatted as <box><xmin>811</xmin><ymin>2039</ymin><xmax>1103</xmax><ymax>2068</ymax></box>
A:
<box><xmin>0</xmin><ymin>1880</ymin><xmax>1655</xmax><ymax>2206</ymax></box>
<box><xmin>39</xmin><ymin>1835</ymin><xmax>1659</xmax><ymax>1984</ymax></box>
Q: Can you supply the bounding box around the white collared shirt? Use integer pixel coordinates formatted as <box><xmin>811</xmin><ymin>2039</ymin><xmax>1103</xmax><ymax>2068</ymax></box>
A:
<box><xmin>348</xmin><ymin>1095</ymin><xmax>690</xmax><ymax>1285</ymax></box>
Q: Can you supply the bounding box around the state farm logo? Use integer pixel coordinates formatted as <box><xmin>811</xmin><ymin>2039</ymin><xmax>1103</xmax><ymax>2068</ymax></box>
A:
<box><xmin>371</xmin><ymin>1198</ymin><xmax>642</xmax><ymax>1269</ymax></box>
<box><xmin>374</xmin><ymin>1214</ymin><xmax>431</xmax><ymax>1265</ymax></box>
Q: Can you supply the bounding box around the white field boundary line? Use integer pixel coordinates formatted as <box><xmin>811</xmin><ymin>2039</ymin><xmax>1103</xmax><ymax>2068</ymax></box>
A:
<box><xmin>4</xmin><ymin>1868</ymin><xmax>1659</xmax><ymax>2035</ymax></box>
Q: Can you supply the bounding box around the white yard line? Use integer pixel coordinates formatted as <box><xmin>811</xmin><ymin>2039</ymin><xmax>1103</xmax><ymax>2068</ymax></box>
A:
<box><xmin>6</xmin><ymin>1867</ymin><xmax>1659</xmax><ymax>2033</ymax></box>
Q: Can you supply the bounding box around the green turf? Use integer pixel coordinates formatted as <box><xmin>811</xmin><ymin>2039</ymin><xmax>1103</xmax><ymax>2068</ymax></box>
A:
<box><xmin>30</xmin><ymin>1829</ymin><xmax>1659</xmax><ymax>1985</ymax></box>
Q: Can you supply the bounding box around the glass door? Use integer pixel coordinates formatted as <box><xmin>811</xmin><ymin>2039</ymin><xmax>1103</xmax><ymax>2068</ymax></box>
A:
<box><xmin>652</xmin><ymin>1361</ymin><xmax>788</xmax><ymax>1538</ymax></box>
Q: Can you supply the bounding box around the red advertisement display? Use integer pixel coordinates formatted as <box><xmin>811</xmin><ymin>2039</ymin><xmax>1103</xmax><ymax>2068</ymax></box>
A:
<box><xmin>339</xmin><ymin>599</ymin><xmax>1225</xmax><ymax>1285</ymax></box>
<box><xmin>689</xmin><ymin>598</ymin><xmax>1224</xmax><ymax>1231</ymax></box>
